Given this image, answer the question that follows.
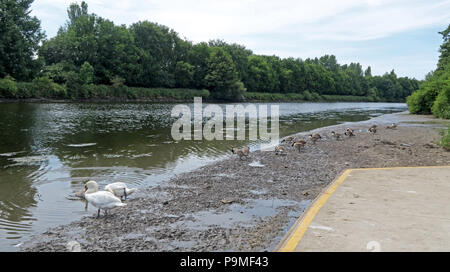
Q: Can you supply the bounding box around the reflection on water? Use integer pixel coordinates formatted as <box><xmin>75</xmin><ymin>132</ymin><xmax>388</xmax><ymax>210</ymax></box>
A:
<box><xmin>0</xmin><ymin>102</ymin><xmax>406</xmax><ymax>251</ymax></box>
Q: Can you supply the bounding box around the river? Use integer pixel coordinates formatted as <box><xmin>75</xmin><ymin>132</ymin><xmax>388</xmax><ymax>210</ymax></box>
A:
<box><xmin>0</xmin><ymin>101</ymin><xmax>407</xmax><ymax>251</ymax></box>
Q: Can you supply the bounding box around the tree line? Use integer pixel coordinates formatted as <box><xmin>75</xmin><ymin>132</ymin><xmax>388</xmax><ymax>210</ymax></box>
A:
<box><xmin>407</xmin><ymin>24</ymin><xmax>450</xmax><ymax>119</ymax></box>
<box><xmin>1</xmin><ymin>0</ymin><xmax>420</xmax><ymax>102</ymax></box>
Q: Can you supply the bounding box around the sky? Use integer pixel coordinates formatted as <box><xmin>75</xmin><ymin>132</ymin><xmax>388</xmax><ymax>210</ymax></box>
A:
<box><xmin>30</xmin><ymin>0</ymin><xmax>450</xmax><ymax>79</ymax></box>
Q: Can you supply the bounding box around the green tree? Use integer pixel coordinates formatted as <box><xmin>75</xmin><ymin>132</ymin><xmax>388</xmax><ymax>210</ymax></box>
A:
<box><xmin>174</xmin><ymin>61</ymin><xmax>194</xmax><ymax>88</ymax></box>
<box><xmin>0</xmin><ymin>75</ymin><xmax>18</xmax><ymax>98</ymax></box>
<box><xmin>208</xmin><ymin>40</ymin><xmax>252</xmax><ymax>82</ymax></box>
<box><xmin>79</xmin><ymin>61</ymin><xmax>94</xmax><ymax>85</ymax></box>
<box><xmin>438</xmin><ymin>24</ymin><xmax>450</xmax><ymax>70</ymax></box>
<box><xmin>0</xmin><ymin>0</ymin><xmax>45</xmax><ymax>80</ymax></box>
<box><xmin>407</xmin><ymin>25</ymin><xmax>450</xmax><ymax>119</ymax></box>
<box><xmin>187</xmin><ymin>42</ymin><xmax>211</xmax><ymax>89</ymax></box>
<box><xmin>364</xmin><ymin>66</ymin><xmax>372</xmax><ymax>77</ymax></box>
<box><xmin>204</xmin><ymin>47</ymin><xmax>245</xmax><ymax>100</ymax></box>
<box><xmin>39</xmin><ymin>2</ymin><xmax>139</xmax><ymax>85</ymax></box>
<box><xmin>130</xmin><ymin>21</ymin><xmax>189</xmax><ymax>87</ymax></box>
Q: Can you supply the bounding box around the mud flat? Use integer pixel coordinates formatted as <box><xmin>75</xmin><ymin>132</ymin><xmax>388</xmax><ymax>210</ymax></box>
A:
<box><xmin>21</xmin><ymin>112</ymin><xmax>450</xmax><ymax>252</ymax></box>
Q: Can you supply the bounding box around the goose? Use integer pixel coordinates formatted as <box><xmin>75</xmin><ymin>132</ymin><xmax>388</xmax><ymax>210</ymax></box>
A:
<box><xmin>105</xmin><ymin>182</ymin><xmax>137</xmax><ymax>201</ymax></box>
<box><xmin>231</xmin><ymin>146</ymin><xmax>250</xmax><ymax>160</ymax></box>
<box><xmin>83</xmin><ymin>181</ymin><xmax>126</xmax><ymax>218</ymax></box>
<box><xmin>344</xmin><ymin>128</ymin><xmax>355</xmax><ymax>137</ymax></box>
<box><xmin>274</xmin><ymin>145</ymin><xmax>286</xmax><ymax>155</ymax></box>
<box><xmin>386</xmin><ymin>123</ymin><xmax>397</xmax><ymax>129</ymax></box>
<box><xmin>331</xmin><ymin>131</ymin><xmax>342</xmax><ymax>140</ymax></box>
<box><xmin>281</xmin><ymin>136</ymin><xmax>294</xmax><ymax>143</ymax></box>
<box><xmin>309</xmin><ymin>133</ymin><xmax>322</xmax><ymax>144</ymax></box>
<box><xmin>292</xmin><ymin>139</ymin><xmax>306</xmax><ymax>152</ymax></box>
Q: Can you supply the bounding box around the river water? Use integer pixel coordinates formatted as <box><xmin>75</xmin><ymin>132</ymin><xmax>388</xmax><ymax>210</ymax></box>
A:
<box><xmin>0</xmin><ymin>102</ymin><xmax>407</xmax><ymax>251</ymax></box>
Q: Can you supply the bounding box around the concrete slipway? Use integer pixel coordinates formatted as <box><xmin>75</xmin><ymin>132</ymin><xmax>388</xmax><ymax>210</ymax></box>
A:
<box><xmin>277</xmin><ymin>166</ymin><xmax>450</xmax><ymax>252</ymax></box>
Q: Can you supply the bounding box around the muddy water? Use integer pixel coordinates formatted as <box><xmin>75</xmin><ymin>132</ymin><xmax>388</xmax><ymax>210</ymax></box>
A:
<box><xmin>0</xmin><ymin>102</ymin><xmax>406</xmax><ymax>251</ymax></box>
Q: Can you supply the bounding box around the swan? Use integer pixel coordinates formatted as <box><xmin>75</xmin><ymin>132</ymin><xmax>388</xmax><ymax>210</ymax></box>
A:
<box><xmin>83</xmin><ymin>181</ymin><xmax>126</xmax><ymax>218</ymax></box>
<box><xmin>105</xmin><ymin>182</ymin><xmax>137</xmax><ymax>201</ymax></box>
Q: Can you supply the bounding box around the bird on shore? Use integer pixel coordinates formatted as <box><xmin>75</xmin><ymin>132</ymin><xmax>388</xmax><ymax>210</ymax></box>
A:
<box><xmin>292</xmin><ymin>139</ymin><xmax>306</xmax><ymax>152</ymax></box>
<box><xmin>83</xmin><ymin>181</ymin><xmax>126</xmax><ymax>218</ymax></box>
<box><xmin>74</xmin><ymin>188</ymin><xmax>85</xmax><ymax>199</ymax></box>
<box><xmin>231</xmin><ymin>146</ymin><xmax>250</xmax><ymax>160</ymax></box>
<box><xmin>386</xmin><ymin>123</ymin><xmax>397</xmax><ymax>129</ymax></box>
<box><xmin>274</xmin><ymin>145</ymin><xmax>286</xmax><ymax>155</ymax></box>
<box><xmin>281</xmin><ymin>136</ymin><xmax>294</xmax><ymax>143</ymax></box>
<box><xmin>344</xmin><ymin>128</ymin><xmax>355</xmax><ymax>137</ymax></box>
<box><xmin>74</xmin><ymin>188</ymin><xmax>89</xmax><ymax>210</ymax></box>
<box><xmin>105</xmin><ymin>182</ymin><xmax>137</xmax><ymax>201</ymax></box>
<box><xmin>331</xmin><ymin>131</ymin><xmax>342</xmax><ymax>140</ymax></box>
<box><xmin>309</xmin><ymin>133</ymin><xmax>322</xmax><ymax>144</ymax></box>
<box><xmin>369</xmin><ymin>126</ymin><xmax>377</xmax><ymax>134</ymax></box>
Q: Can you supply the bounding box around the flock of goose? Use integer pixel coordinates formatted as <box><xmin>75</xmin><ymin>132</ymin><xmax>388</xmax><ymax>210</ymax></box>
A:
<box><xmin>76</xmin><ymin>122</ymin><xmax>397</xmax><ymax>218</ymax></box>
<box><xmin>231</xmin><ymin>122</ymin><xmax>398</xmax><ymax>158</ymax></box>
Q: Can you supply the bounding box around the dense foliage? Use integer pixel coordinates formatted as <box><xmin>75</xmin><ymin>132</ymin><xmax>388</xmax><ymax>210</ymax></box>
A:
<box><xmin>1</xmin><ymin>1</ymin><xmax>420</xmax><ymax>102</ymax></box>
<box><xmin>0</xmin><ymin>0</ymin><xmax>45</xmax><ymax>80</ymax></box>
<box><xmin>407</xmin><ymin>25</ymin><xmax>450</xmax><ymax>119</ymax></box>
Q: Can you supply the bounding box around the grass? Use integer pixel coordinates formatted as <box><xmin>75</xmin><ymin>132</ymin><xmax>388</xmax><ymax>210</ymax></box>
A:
<box><xmin>438</xmin><ymin>126</ymin><xmax>450</xmax><ymax>151</ymax></box>
<box><xmin>1</xmin><ymin>76</ymin><xmax>406</xmax><ymax>103</ymax></box>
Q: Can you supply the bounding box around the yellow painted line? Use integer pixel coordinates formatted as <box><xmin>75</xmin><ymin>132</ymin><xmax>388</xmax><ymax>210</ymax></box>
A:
<box><xmin>278</xmin><ymin>165</ymin><xmax>450</xmax><ymax>252</ymax></box>
<box><xmin>279</xmin><ymin>169</ymin><xmax>353</xmax><ymax>252</ymax></box>
<box><xmin>352</xmin><ymin>165</ymin><xmax>450</xmax><ymax>171</ymax></box>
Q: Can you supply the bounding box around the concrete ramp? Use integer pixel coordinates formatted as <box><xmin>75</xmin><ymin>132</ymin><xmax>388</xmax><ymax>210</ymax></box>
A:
<box><xmin>277</xmin><ymin>166</ymin><xmax>450</xmax><ymax>252</ymax></box>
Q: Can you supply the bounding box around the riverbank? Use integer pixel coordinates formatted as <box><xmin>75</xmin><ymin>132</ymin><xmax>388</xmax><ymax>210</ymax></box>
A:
<box><xmin>20</xmin><ymin>112</ymin><xmax>449</xmax><ymax>252</ymax></box>
<box><xmin>0</xmin><ymin>93</ymin><xmax>404</xmax><ymax>104</ymax></box>
<box><xmin>1</xmin><ymin>77</ymin><xmax>403</xmax><ymax>103</ymax></box>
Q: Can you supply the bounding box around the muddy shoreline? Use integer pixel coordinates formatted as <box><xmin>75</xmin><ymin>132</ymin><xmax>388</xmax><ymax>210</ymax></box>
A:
<box><xmin>20</xmin><ymin>112</ymin><xmax>449</xmax><ymax>252</ymax></box>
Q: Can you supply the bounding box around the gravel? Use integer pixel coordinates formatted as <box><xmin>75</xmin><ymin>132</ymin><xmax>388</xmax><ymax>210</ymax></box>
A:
<box><xmin>21</xmin><ymin>112</ymin><xmax>450</xmax><ymax>252</ymax></box>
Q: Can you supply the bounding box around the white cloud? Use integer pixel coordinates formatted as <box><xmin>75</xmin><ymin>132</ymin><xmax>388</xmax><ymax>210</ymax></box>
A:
<box><xmin>32</xmin><ymin>0</ymin><xmax>450</xmax><ymax>41</ymax></box>
<box><xmin>30</xmin><ymin>0</ymin><xmax>450</xmax><ymax>78</ymax></box>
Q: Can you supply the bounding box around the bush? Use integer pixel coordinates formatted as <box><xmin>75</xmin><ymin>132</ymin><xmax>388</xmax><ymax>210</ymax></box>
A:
<box><xmin>79</xmin><ymin>62</ymin><xmax>94</xmax><ymax>85</ymax></box>
<box><xmin>0</xmin><ymin>75</ymin><xmax>18</xmax><ymax>98</ymax></box>
<box><xmin>16</xmin><ymin>82</ymin><xmax>34</xmax><ymax>98</ymax></box>
<box><xmin>311</xmin><ymin>91</ymin><xmax>321</xmax><ymax>101</ymax></box>
<box><xmin>303</xmin><ymin>90</ymin><xmax>313</xmax><ymax>101</ymax></box>
<box><xmin>94</xmin><ymin>85</ymin><xmax>110</xmax><ymax>98</ymax></box>
<box><xmin>43</xmin><ymin>63</ymin><xmax>69</xmax><ymax>84</ymax></box>
<box><xmin>407</xmin><ymin>88</ymin><xmax>434</xmax><ymax>114</ymax></box>
<box><xmin>431</xmin><ymin>83</ymin><xmax>450</xmax><ymax>119</ymax></box>
<box><xmin>32</xmin><ymin>76</ymin><xmax>67</xmax><ymax>98</ymax></box>
<box><xmin>407</xmin><ymin>67</ymin><xmax>449</xmax><ymax>118</ymax></box>
<box><xmin>111</xmin><ymin>76</ymin><xmax>127</xmax><ymax>98</ymax></box>
<box><xmin>64</xmin><ymin>71</ymin><xmax>83</xmax><ymax>99</ymax></box>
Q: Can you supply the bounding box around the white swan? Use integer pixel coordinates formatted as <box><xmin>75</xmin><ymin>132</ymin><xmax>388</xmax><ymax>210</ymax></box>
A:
<box><xmin>83</xmin><ymin>181</ymin><xmax>126</xmax><ymax>218</ymax></box>
<box><xmin>105</xmin><ymin>182</ymin><xmax>137</xmax><ymax>200</ymax></box>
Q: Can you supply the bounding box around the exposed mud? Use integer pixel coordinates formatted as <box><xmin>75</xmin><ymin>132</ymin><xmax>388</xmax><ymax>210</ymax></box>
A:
<box><xmin>21</xmin><ymin>112</ymin><xmax>450</xmax><ymax>252</ymax></box>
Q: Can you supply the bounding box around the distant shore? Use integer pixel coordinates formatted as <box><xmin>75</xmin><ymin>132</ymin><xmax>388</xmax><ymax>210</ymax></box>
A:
<box><xmin>21</xmin><ymin>112</ymin><xmax>449</xmax><ymax>252</ymax></box>
<box><xmin>0</xmin><ymin>94</ymin><xmax>404</xmax><ymax>104</ymax></box>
